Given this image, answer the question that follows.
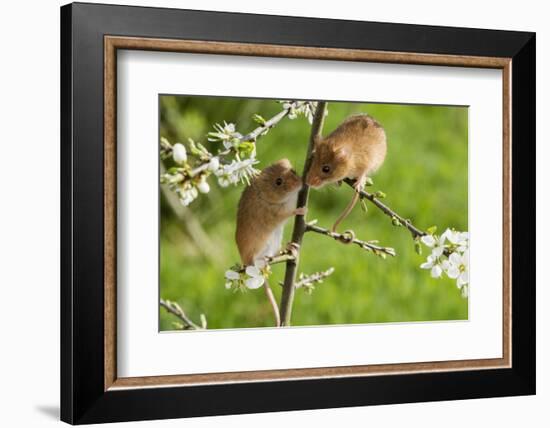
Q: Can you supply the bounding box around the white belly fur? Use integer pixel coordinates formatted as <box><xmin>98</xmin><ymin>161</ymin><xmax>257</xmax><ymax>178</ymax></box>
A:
<box><xmin>254</xmin><ymin>190</ymin><xmax>298</xmax><ymax>263</ymax></box>
<box><xmin>255</xmin><ymin>224</ymin><xmax>284</xmax><ymax>262</ymax></box>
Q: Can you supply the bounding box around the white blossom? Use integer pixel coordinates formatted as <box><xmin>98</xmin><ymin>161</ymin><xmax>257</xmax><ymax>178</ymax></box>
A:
<box><xmin>207</xmin><ymin>157</ymin><xmax>220</xmax><ymax>171</ymax></box>
<box><xmin>421</xmin><ymin>233</ymin><xmax>446</xmax><ymax>257</ymax></box>
<box><xmin>172</xmin><ymin>143</ymin><xmax>187</xmax><ymax>164</ymax></box>
<box><xmin>244</xmin><ymin>260</ymin><xmax>268</xmax><ymax>290</ymax></box>
<box><xmin>446</xmin><ymin>230</ymin><xmax>469</xmax><ymax>253</ymax></box>
<box><xmin>446</xmin><ymin>250</ymin><xmax>469</xmax><ymax>288</ymax></box>
<box><xmin>419</xmin><ymin>228</ymin><xmax>469</xmax><ymax>298</ymax></box>
<box><xmin>224</xmin><ymin>270</ymin><xmax>240</xmax><ymax>289</ymax></box>
<box><xmin>420</xmin><ymin>254</ymin><xmax>444</xmax><ymax>278</ymax></box>
<box><xmin>197</xmin><ymin>178</ymin><xmax>210</xmax><ymax>194</ymax></box>
<box><xmin>207</xmin><ymin>122</ymin><xmax>243</xmax><ymax>149</ymax></box>
<box><xmin>176</xmin><ymin>184</ymin><xmax>198</xmax><ymax>207</ymax></box>
<box><xmin>281</xmin><ymin>101</ymin><xmax>319</xmax><ymax>124</ymax></box>
<box><xmin>215</xmin><ymin>158</ymin><xmax>260</xmax><ymax>187</ymax></box>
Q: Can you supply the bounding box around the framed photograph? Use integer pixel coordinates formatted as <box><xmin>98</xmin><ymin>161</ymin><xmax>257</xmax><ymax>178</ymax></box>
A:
<box><xmin>61</xmin><ymin>2</ymin><xmax>535</xmax><ymax>424</ymax></box>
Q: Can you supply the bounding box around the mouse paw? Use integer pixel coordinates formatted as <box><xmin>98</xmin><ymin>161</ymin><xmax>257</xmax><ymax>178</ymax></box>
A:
<box><xmin>284</xmin><ymin>242</ymin><xmax>300</xmax><ymax>257</ymax></box>
<box><xmin>293</xmin><ymin>206</ymin><xmax>307</xmax><ymax>216</ymax></box>
<box><xmin>353</xmin><ymin>177</ymin><xmax>367</xmax><ymax>192</ymax></box>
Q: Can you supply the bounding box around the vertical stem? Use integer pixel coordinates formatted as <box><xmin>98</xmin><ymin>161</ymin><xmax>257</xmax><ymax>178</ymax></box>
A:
<box><xmin>279</xmin><ymin>102</ymin><xmax>328</xmax><ymax>326</ymax></box>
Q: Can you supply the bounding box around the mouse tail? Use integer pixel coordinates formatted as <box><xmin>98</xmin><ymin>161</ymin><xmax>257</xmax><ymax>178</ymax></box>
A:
<box><xmin>331</xmin><ymin>190</ymin><xmax>361</xmax><ymax>234</ymax></box>
<box><xmin>263</xmin><ymin>279</ymin><xmax>281</xmax><ymax>327</ymax></box>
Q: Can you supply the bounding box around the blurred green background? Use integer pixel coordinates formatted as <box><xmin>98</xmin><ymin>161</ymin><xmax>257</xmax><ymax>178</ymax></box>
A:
<box><xmin>159</xmin><ymin>96</ymin><xmax>468</xmax><ymax>331</ymax></box>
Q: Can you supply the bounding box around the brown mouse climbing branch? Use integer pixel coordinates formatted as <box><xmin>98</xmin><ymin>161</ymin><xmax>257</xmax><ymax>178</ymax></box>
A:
<box><xmin>343</xmin><ymin>178</ymin><xmax>427</xmax><ymax>239</ymax></box>
<box><xmin>279</xmin><ymin>101</ymin><xmax>328</xmax><ymax>326</ymax></box>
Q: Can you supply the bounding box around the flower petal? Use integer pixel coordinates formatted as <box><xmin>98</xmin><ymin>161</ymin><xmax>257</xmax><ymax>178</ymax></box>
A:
<box><xmin>225</xmin><ymin>270</ymin><xmax>240</xmax><ymax>280</ymax></box>
<box><xmin>446</xmin><ymin>230</ymin><xmax>459</xmax><ymax>244</ymax></box>
<box><xmin>245</xmin><ymin>276</ymin><xmax>264</xmax><ymax>289</ymax></box>
<box><xmin>432</xmin><ymin>246</ymin><xmax>444</xmax><ymax>257</ymax></box>
<box><xmin>420</xmin><ymin>261</ymin><xmax>433</xmax><ymax>269</ymax></box>
<box><xmin>172</xmin><ymin>143</ymin><xmax>187</xmax><ymax>164</ymax></box>
<box><xmin>197</xmin><ymin>179</ymin><xmax>210</xmax><ymax>194</ymax></box>
<box><xmin>449</xmin><ymin>252</ymin><xmax>462</xmax><ymax>266</ymax></box>
<box><xmin>431</xmin><ymin>264</ymin><xmax>443</xmax><ymax>278</ymax></box>
<box><xmin>421</xmin><ymin>235</ymin><xmax>436</xmax><ymax>247</ymax></box>
<box><xmin>207</xmin><ymin>157</ymin><xmax>220</xmax><ymax>171</ymax></box>
<box><xmin>245</xmin><ymin>265</ymin><xmax>260</xmax><ymax>277</ymax></box>
<box><xmin>458</xmin><ymin>270</ymin><xmax>469</xmax><ymax>286</ymax></box>
<box><xmin>446</xmin><ymin>265</ymin><xmax>460</xmax><ymax>279</ymax></box>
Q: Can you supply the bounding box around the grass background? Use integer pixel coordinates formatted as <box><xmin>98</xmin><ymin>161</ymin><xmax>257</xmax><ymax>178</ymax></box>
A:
<box><xmin>159</xmin><ymin>96</ymin><xmax>468</xmax><ymax>330</ymax></box>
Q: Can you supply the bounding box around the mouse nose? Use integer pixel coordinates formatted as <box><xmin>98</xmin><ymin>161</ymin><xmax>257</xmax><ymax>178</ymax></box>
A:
<box><xmin>306</xmin><ymin>176</ymin><xmax>319</xmax><ymax>187</ymax></box>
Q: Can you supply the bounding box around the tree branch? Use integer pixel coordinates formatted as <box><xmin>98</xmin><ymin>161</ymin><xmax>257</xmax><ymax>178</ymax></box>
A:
<box><xmin>212</xmin><ymin>100</ymin><xmax>308</xmax><ymax>158</ymax></box>
<box><xmin>242</xmin><ymin>108</ymin><xmax>292</xmax><ymax>142</ymax></box>
<box><xmin>234</xmin><ymin>252</ymin><xmax>296</xmax><ymax>273</ymax></box>
<box><xmin>293</xmin><ymin>267</ymin><xmax>335</xmax><ymax>290</ymax></box>
<box><xmin>160</xmin><ymin>299</ymin><xmax>206</xmax><ymax>330</ymax></box>
<box><xmin>344</xmin><ymin>178</ymin><xmax>427</xmax><ymax>239</ymax></box>
<box><xmin>163</xmin><ymin>101</ymin><xmax>311</xmax><ymax>180</ymax></box>
<box><xmin>280</xmin><ymin>101</ymin><xmax>328</xmax><ymax>326</ymax></box>
<box><xmin>305</xmin><ymin>222</ymin><xmax>396</xmax><ymax>257</ymax></box>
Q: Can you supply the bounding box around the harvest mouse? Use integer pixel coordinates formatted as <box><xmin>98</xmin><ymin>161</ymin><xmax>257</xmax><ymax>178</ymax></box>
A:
<box><xmin>305</xmin><ymin>114</ymin><xmax>387</xmax><ymax>233</ymax></box>
<box><xmin>236</xmin><ymin>158</ymin><xmax>305</xmax><ymax>326</ymax></box>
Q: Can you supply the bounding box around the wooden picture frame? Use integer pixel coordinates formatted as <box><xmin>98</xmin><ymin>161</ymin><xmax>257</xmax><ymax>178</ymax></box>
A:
<box><xmin>61</xmin><ymin>2</ymin><xmax>535</xmax><ymax>424</ymax></box>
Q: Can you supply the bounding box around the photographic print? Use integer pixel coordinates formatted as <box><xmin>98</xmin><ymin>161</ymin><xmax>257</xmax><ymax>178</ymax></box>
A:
<box><xmin>159</xmin><ymin>96</ymin><xmax>469</xmax><ymax>330</ymax></box>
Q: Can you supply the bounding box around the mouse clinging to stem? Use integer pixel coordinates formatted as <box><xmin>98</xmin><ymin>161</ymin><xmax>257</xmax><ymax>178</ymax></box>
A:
<box><xmin>236</xmin><ymin>158</ymin><xmax>305</xmax><ymax>326</ymax></box>
<box><xmin>305</xmin><ymin>113</ymin><xmax>387</xmax><ymax>233</ymax></box>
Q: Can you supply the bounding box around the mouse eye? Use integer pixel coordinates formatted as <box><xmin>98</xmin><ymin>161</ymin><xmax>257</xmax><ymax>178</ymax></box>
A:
<box><xmin>322</xmin><ymin>165</ymin><xmax>331</xmax><ymax>174</ymax></box>
<box><xmin>275</xmin><ymin>177</ymin><xmax>283</xmax><ymax>186</ymax></box>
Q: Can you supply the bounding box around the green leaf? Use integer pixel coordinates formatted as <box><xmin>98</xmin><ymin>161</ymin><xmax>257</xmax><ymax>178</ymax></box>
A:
<box><xmin>252</xmin><ymin>114</ymin><xmax>266</xmax><ymax>125</ymax></box>
<box><xmin>238</xmin><ymin>142</ymin><xmax>256</xmax><ymax>158</ymax></box>
<box><xmin>427</xmin><ymin>225</ymin><xmax>438</xmax><ymax>235</ymax></box>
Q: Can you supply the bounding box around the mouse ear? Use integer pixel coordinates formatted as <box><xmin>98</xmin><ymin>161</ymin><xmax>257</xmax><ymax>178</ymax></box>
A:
<box><xmin>313</xmin><ymin>135</ymin><xmax>322</xmax><ymax>149</ymax></box>
<box><xmin>333</xmin><ymin>147</ymin><xmax>349</xmax><ymax>161</ymax></box>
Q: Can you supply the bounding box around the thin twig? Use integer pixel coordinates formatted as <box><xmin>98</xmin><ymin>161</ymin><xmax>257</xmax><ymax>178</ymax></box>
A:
<box><xmin>305</xmin><ymin>223</ymin><xmax>396</xmax><ymax>257</ymax></box>
<box><xmin>167</xmin><ymin>100</ymin><xmax>307</xmax><ymax>178</ymax></box>
<box><xmin>293</xmin><ymin>267</ymin><xmax>335</xmax><ymax>289</ymax></box>
<box><xmin>214</xmin><ymin>101</ymin><xmax>305</xmax><ymax>156</ymax></box>
<box><xmin>280</xmin><ymin>102</ymin><xmax>328</xmax><ymax>326</ymax></box>
<box><xmin>160</xmin><ymin>299</ymin><xmax>206</xmax><ymax>330</ymax></box>
<box><xmin>241</xmin><ymin>108</ymin><xmax>292</xmax><ymax>142</ymax></box>
<box><xmin>344</xmin><ymin>178</ymin><xmax>426</xmax><ymax>239</ymax></box>
<box><xmin>235</xmin><ymin>252</ymin><xmax>296</xmax><ymax>273</ymax></box>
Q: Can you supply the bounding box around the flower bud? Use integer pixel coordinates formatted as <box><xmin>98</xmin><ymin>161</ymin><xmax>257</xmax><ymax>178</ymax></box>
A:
<box><xmin>207</xmin><ymin>157</ymin><xmax>220</xmax><ymax>171</ymax></box>
<box><xmin>172</xmin><ymin>143</ymin><xmax>187</xmax><ymax>164</ymax></box>
<box><xmin>197</xmin><ymin>179</ymin><xmax>210</xmax><ymax>194</ymax></box>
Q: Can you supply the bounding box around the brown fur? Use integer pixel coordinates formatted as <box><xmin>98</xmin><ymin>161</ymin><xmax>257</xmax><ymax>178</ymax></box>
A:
<box><xmin>236</xmin><ymin>159</ymin><xmax>303</xmax><ymax>265</ymax></box>
<box><xmin>305</xmin><ymin>114</ymin><xmax>387</xmax><ymax>232</ymax></box>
